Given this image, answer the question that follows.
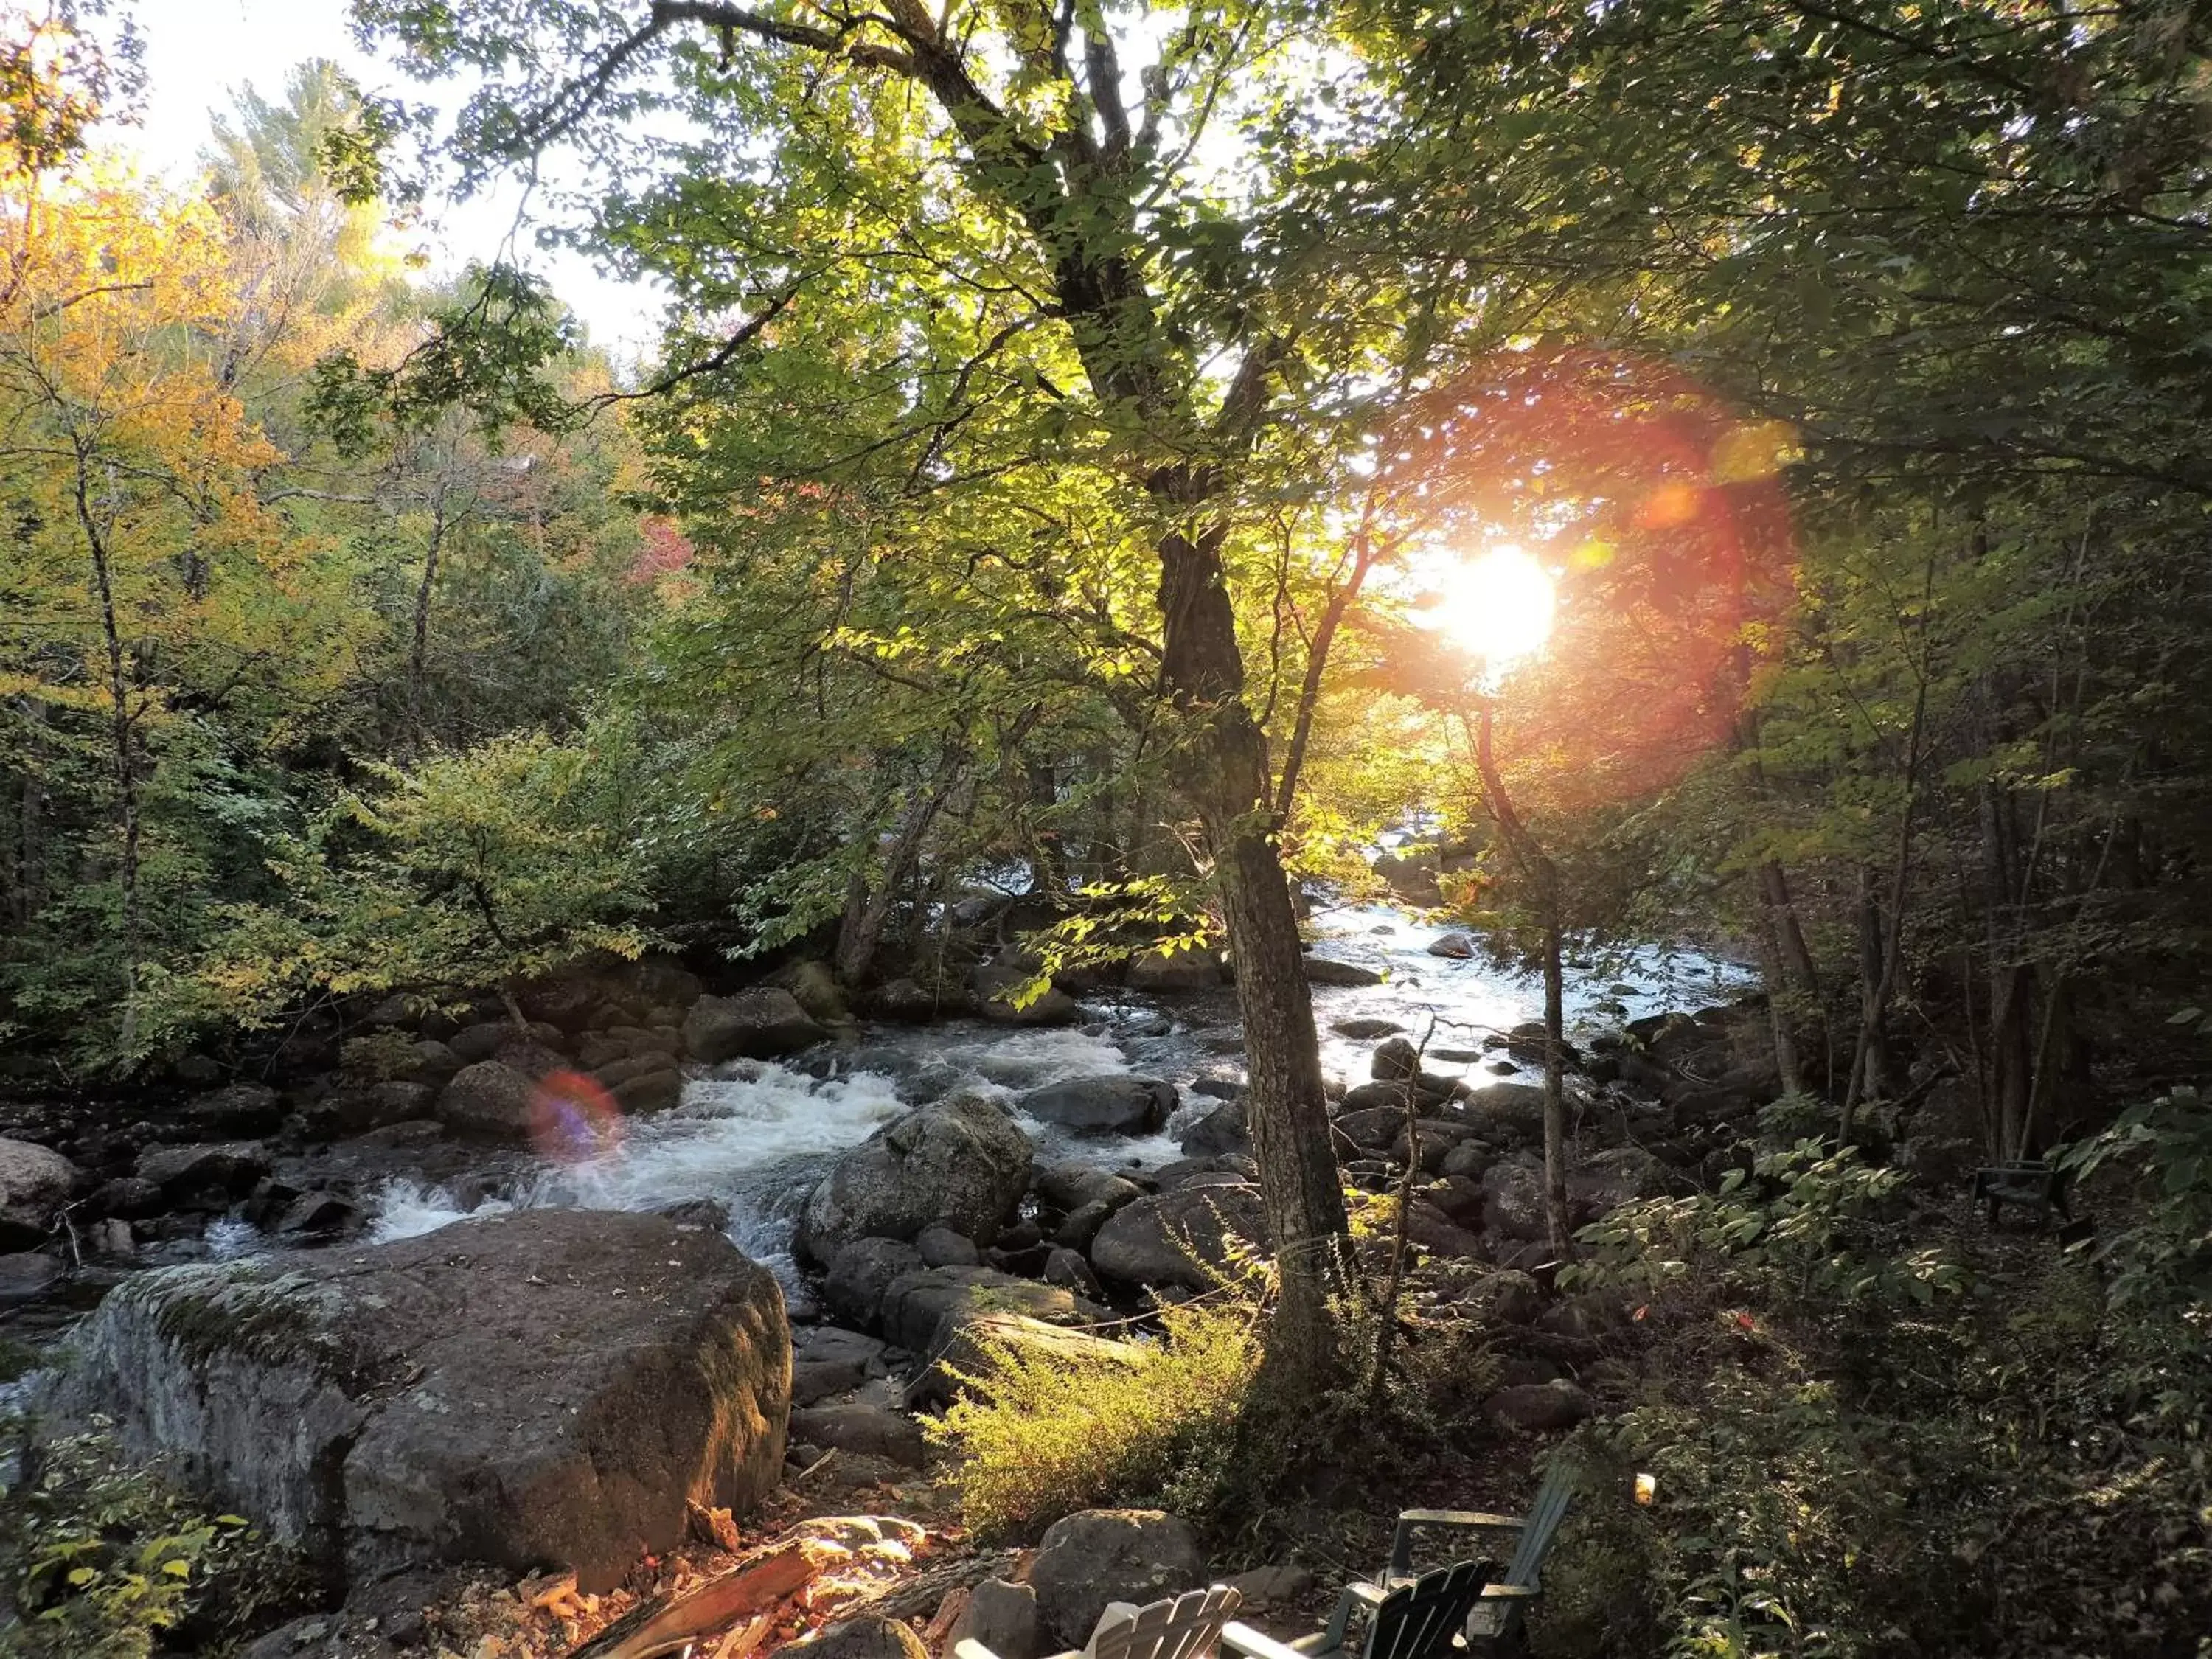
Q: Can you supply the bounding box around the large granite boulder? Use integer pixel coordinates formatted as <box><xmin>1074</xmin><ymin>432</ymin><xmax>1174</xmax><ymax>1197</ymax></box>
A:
<box><xmin>684</xmin><ymin>987</ymin><xmax>826</xmax><ymax>1062</ymax></box>
<box><xmin>906</xmin><ymin>1310</ymin><xmax>1144</xmax><ymax>1411</ymax></box>
<box><xmin>1125</xmin><ymin>947</ymin><xmax>1224</xmax><ymax>992</ymax></box>
<box><xmin>1019</xmin><ymin>1076</ymin><xmax>1176</xmax><ymax>1136</ymax></box>
<box><xmin>877</xmin><ymin>1265</ymin><xmax>1081</xmax><ymax>1352</ymax></box>
<box><xmin>0</xmin><ymin>1138</ymin><xmax>77</xmax><ymax>1247</ymax></box>
<box><xmin>1089</xmin><ymin>1183</ymin><xmax>1268</xmax><ymax>1293</ymax></box>
<box><xmin>822</xmin><ymin>1237</ymin><xmax>926</xmax><ymax>1328</ymax></box>
<box><xmin>46</xmin><ymin>1208</ymin><xmax>789</xmax><ymax>1593</ymax></box>
<box><xmin>437</xmin><ymin>1059</ymin><xmax>539</xmax><ymax>1139</ymax></box>
<box><xmin>1032</xmin><ymin>1510</ymin><xmax>1207</xmax><ymax>1649</ymax></box>
<box><xmin>796</xmin><ymin>1095</ymin><xmax>1033</xmax><ymax>1266</ymax></box>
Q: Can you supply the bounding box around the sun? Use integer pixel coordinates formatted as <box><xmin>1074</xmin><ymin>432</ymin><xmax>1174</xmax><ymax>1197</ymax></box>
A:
<box><xmin>1413</xmin><ymin>543</ymin><xmax>1557</xmax><ymax>670</ymax></box>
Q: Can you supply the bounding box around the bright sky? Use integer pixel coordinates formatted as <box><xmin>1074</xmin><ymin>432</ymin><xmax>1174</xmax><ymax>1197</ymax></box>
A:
<box><xmin>114</xmin><ymin>0</ymin><xmax>666</xmax><ymax>358</ymax></box>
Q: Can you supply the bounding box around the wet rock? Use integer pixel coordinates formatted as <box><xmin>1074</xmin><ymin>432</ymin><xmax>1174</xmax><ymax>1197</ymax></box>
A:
<box><xmin>797</xmin><ymin>1095</ymin><xmax>1034</xmax><ymax>1265</ymax></box>
<box><xmin>657</xmin><ymin>1197</ymin><xmax>732</xmax><ymax>1232</ymax></box>
<box><xmin>0</xmin><ymin>1137</ymin><xmax>77</xmax><ymax>1246</ymax></box>
<box><xmin>181</xmin><ymin>1082</ymin><xmax>283</xmax><ymax>1135</ymax></box>
<box><xmin>1427</xmin><ymin>932</ymin><xmax>1477</xmax><ymax>959</ymax></box>
<box><xmin>684</xmin><ymin>988</ymin><xmax>827</xmax><ymax>1062</ymax></box>
<box><xmin>436</xmin><ymin>1060</ymin><xmax>539</xmax><ymax>1140</ymax></box>
<box><xmin>1020</xmin><ymin>1076</ymin><xmax>1176</xmax><ymax>1136</ymax></box>
<box><xmin>449</xmin><ymin>1020</ymin><xmax>557</xmax><ymax>1065</ymax></box>
<box><xmin>1371</xmin><ymin>1037</ymin><xmax>1421</xmax><ymax>1081</ymax></box>
<box><xmin>769</xmin><ymin>959</ymin><xmax>849</xmax><ymax>1026</ymax></box>
<box><xmin>611</xmin><ymin>1067</ymin><xmax>684</xmax><ymax>1116</ymax></box>
<box><xmin>790</xmin><ymin>1403</ymin><xmax>925</xmax><ymax>1468</ymax></box>
<box><xmin>0</xmin><ymin>1251</ymin><xmax>63</xmax><ymax>1306</ymax></box>
<box><xmin>954</xmin><ymin>1579</ymin><xmax>1043</xmax><ymax>1659</ymax></box>
<box><xmin>1090</xmin><ymin>1183</ymin><xmax>1267</xmax><ymax>1293</ymax></box>
<box><xmin>91</xmin><ymin>1175</ymin><xmax>163</xmax><ymax>1220</ymax></box>
<box><xmin>791</xmin><ymin>1325</ymin><xmax>886</xmax><ymax>1405</ymax></box>
<box><xmin>1572</xmin><ymin>1147</ymin><xmax>1667</xmax><ymax>1220</ymax></box>
<box><xmin>1189</xmin><ymin>1076</ymin><xmax>1244</xmax><ymax>1102</ymax></box>
<box><xmin>86</xmin><ymin>1217</ymin><xmax>136</xmax><ymax>1261</ymax></box>
<box><xmin>866</xmin><ymin>978</ymin><xmax>947</xmax><ymax>1023</ymax></box>
<box><xmin>48</xmin><ymin>1208</ymin><xmax>789</xmax><ymax>1593</ymax></box>
<box><xmin>1331</xmin><ymin>1018</ymin><xmax>1405</xmax><ymax>1040</ymax></box>
<box><xmin>1304</xmin><ymin>957</ymin><xmax>1385</xmax><ymax>987</ymax></box>
<box><xmin>905</xmin><ymin>1310</ymin><xmax>1141</xmax><ymax>1411</ymax></box>
<box><xmin>1127</xmin><ymin>947</ymin><xmax>1224</xmax><ymax>992</ymax></box>
<box><xmin>914</xmin><ymin>1224</ymin><xmax>982</xmax><ymax>1267</ymax></box>
<box><xmin>1032</xmin><ymin>1510</ymin><xmax>1206</xmax><ymax>1649</ymax></box>
<box><xmin>1178</xmin><ymin>1099</ymin><xmax>1248</xmax><ymax>1158</ymax></box>
<box><xmin>1484</xmin><ymin>1379</ymin><xmax>1594</xmax><ymax>1433</ymax></box>
<box><xmin>987</xmin><ymin>1241</ymin><xmax>1054</xmax><ymax>1277</ymax></box>
<box><xmin>823</xmin><ymin>1238</ymin><xmax>926</xmax><ymax>1329</ymax></box>
<box><xmin>136</xmin><ymin>1141</ymin><xmax>270</xmax><ymax>1201</ymax></box>
<box><xmin>879</xmin><ymin>1265</ymin><xmax>1079</xmax><ymax>1352</ymax></box>
<box><xmin>1339</xmin><ymin>1076</ymin><xmax>1460</xmax><ymax>1113</ymax></box>
<box><xmin>276</xmin><ymin>1191</ymin><xmax>358</xmax><ymax>1237</ymax></box>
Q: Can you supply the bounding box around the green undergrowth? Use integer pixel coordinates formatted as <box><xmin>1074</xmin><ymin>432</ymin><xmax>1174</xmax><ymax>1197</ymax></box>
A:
<box><xmin>0</xmin><ymin>1419</ymin><xmax>312</xmax><ymax>1658</ymax></box>
<box><xmin>1526</xmin><ymin>1114</ymin><xmax>2212</xmax><ymax>1659</ymax></box>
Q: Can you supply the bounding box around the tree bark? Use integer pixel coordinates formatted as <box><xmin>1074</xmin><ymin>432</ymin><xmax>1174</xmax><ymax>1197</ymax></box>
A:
<box><xmin>1158</xmin><ymin>518</ymin><xmax>1349</xmax><ymax>1378</ymax></box>
<box><xmin>72</xmin><ymin>451</ymin><xmax>141</xmax><ymax>1054</ymax></box>
<box><xmin>406</xmin><ymin>492</ymin><xmax>448</xmax><ymax>754</ymax></box>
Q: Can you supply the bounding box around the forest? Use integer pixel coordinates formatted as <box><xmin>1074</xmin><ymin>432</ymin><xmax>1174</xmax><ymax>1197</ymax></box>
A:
<box><xmin>0</xmin><ymin>1</ymin><xmax>2208</xmax><ymax>1656</ymax></box>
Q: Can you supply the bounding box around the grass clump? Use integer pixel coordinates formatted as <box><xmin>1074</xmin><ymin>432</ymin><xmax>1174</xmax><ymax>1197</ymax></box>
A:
<box><xmin>922</xmin><ymin>1297</ymin><xmax>1263</xmax><ymax>1541</ymax></box>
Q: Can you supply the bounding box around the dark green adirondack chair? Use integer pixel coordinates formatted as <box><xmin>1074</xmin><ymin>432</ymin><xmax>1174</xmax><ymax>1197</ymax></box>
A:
<box><xmin>1380</xmin><ymin>1463</ymin><xmax>1578</xmax><ymax>1645</ymax></box>
<box><xmin>1221</xmin><ymin>1560</ymin><xmax>1492</xmax><ymax>1659</ymax></box>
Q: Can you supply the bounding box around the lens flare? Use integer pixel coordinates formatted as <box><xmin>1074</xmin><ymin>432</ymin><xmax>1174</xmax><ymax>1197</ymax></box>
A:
<box><xmin>530</xmin><ymin>1070</ymin><xmax>626</xmax><ymax>1165</ymax></box>
<box><xmin>1413</xmin><ymin>543</ymin><xmax>1557</xmax><ymax>669</ymax></box>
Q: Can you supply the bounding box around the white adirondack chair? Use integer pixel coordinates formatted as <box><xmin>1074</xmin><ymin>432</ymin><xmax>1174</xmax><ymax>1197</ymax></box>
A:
<box><xmin>958</xmin><ymin>1584</ymin><xmax>1244</xmax><ymax>1659</ymax></box>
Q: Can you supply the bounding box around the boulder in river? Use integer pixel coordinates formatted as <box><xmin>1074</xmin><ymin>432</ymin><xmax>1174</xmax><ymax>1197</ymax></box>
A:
<box><xmin>1331</xmin><ymin>1017</ymin><xmax>1405</xmax><ymax>1040</ymax></box>
<box><xmin>136</xmin><ymin>1140</ymin><xmax>269</xmax><ymax>1203</ymax></box>
<box><xmin>1089</xmin><ymin>1183</ymin><xmax>1268</xmax><ymax>1293</ymax></box>
<box><xmin>972</xmin><ymin>959</ymin><xmax>1082</xmax><ymax>1026</ymax></box>
<box><xmin>436</xmin><ymin>1059</ymin><xmax>539</xmax><ymax>1139</ymax></box>
<box><xmin>879</xmin><ymin>1265</ymin><xmax>1082</xmax><ymax>1352</ymax></box>
<box><xmin>1427</xmin><ymin>932</ymin><xmax>1478</xmax><ymax>959</ymax></box>
<box><xmin>1303</xmin><ymin>956</ymin><xmax>1385</xmax><ymax>987</ymax></box>
<box><xmin>46</xmin><ymin>1208</ymin><xmax>788</xmax><ymax>1593</ymax></box>
<box><xmin>907</xmin><ymin>1308</ymin><xmax>1141</xmax><ymax>1411</ymax></box>
<box><xmin>684</xmin><ymin>987</ymin><xmax>827</xmax><ymax>1062</ymax></box>
<box><xmin>1126</xmin><ymin>947</ymin><xmax>1224</xmax><ymax>992</ymax></box>
<box><xmin>1019</xmin><ymin>1075</ymin><xmax>1176</xmax><ymax>1135</ymax></box>
<box><xmin>796</xmin><ymin>1095</ymin><xmax>1034</xmax><ymax>1266</ymax></box>
<box><xmin>0</xmin><ymin>1137</ymin><xmax>77</xmax><ymax>1247</ymax></box>
<box><xmin>1178</xmin><ymin>1099</ymin><xmax>1248</xmax><ymax>1157</ymax></box>
<box><xmin>822</xmin><ymin>1237</ymin><xmax>926</xmax><ymax>1328</ymax></box>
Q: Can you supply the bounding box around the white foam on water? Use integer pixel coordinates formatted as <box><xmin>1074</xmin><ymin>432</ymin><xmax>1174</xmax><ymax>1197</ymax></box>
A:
<box><xmin>364</xmin><ymin>1060</ymin><xmax>914</xmax><ymax>1283</ymax></box>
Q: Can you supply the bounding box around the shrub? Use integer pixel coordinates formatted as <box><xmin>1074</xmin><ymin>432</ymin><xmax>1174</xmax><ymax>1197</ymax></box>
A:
<box><xmin>0</xmin><ymin>1420</ymin><xmax>311</xmax><ymax>1657</ymax></box>
<box><xmin>922</xmin><ymin>1297</ymin><xmax>1263</xmax><ymax>1541</ymax></box>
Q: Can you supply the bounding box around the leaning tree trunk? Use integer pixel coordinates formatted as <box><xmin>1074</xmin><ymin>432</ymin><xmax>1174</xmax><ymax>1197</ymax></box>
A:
<box><xmin>1158</xmin><ymin>518</ymin><xmax>1348</xmax><ymax>1380</ymax></box>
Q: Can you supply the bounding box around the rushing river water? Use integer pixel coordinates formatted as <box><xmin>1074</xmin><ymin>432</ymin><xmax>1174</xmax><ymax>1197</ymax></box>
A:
<box><xmin>344</xmin><ymin>905</ymin><xmax>1750</xmax><ymax>1294</ymax></box>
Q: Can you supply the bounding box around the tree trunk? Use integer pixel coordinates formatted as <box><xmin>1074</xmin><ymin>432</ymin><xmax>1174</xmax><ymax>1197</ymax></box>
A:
<box><xmin>1157</xmin><ymin>518</ymin><xmax>1347</xmax><ymax>1382</ymax></box>
<box><xmin>73</xmin><ymin>455</ymin><xmax>141</xmax><ymax>1055</ymax></box>
<box><xmin>836</xmin><ymin>765</ymin><xmax>959</xmax><ymax>985</ymax></box>
<box><xmin>1470</xmin><ymin>704</ymin><xmax>1572</xmax><ymax>1255</ymax></box>
<box><xmin>405</xmin><ymin>497</ymin><xmax>448</xmax><ymax>754</ymax></box>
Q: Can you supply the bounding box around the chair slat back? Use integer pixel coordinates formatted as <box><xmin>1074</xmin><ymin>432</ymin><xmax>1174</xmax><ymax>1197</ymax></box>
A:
<box><xmin>1091</xmin><ymin>1585</ymin><xmax>1243</xmax><ymax>1659</ymax></box>
<box><xmin>1502</xmin><ymin>1467</ymin><xmax>1576</xmax><ymax>1589</ymax></box>
<box><xmin>1359</xmin><ymin>1562</ymin><xmax>1486</xmax><ymax>1659</ymax></box>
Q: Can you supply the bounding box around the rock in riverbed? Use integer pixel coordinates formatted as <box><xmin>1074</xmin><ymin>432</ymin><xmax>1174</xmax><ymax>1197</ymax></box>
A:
<box><xmin>45</xmin><ymin>1208</ymin><xmax>790</xmax><ymax>1593</ymax></box>
<box><xmin>796</xmin><ymin>1094</ymin><xmax>1033</xmax><ymax>1265</ymax></box>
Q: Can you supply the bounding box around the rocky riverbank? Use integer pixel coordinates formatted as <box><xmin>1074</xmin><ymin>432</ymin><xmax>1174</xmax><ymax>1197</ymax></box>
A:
<box><xmin>1</xmin><ymin>905</ymin><xmax>1783</xmax><ymax>1651</ymax></box>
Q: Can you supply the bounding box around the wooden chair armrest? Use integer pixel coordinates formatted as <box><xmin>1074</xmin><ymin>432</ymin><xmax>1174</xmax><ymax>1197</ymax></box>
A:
<box><xmin>956</xmin><ymin>1641</ymin><xmax>1008</xmax><ymax>1659</ymax></box>
<box><xmin>1387</xmin><ymin>1509</ymin><xmax>1526</xmax><ymax>1577</ymax></box>
<box><xmin>1344</xmin><ymin>1582</ymin><xmax>1385</xmax><ymax>1608</ymax></box>
<box><xmin>1222</xmin><ymin>1621</ymin><xmax>1326</xmax><ymax>1659</ymax></box>
<box><xmin>1478</xmin><ymin>1584</ymin><xmax>1540</xmax><ymax>1602</ymax></box>
<box><xmin>1397</xmin><ymin>1509</ymin><xmax>1526</xmax><ymax>1530</ymax></box>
